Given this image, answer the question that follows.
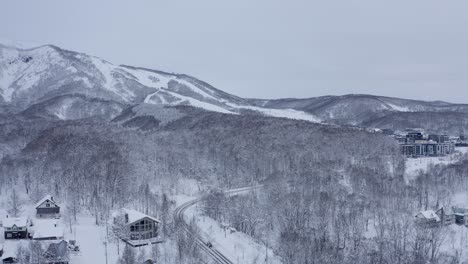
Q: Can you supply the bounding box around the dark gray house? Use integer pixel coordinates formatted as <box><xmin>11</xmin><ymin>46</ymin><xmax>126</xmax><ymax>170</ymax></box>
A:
<box><xmin>43</xmin><ymin>240</ymin><xmax>69</xmax><ymax>264</ymax></box>
<box><xmin>3</xmin><ymin>217</ymin><xmax>29</xmax><ymax>239</ymax></box>
<box><xmin>36</xmin><ymin>195</ymin><xmax>60</xmax><ymax>218</ymax></box>
<box><xmin>452</xmin><ymin>207</ymin><xmax>468</xmax><ymax>225</ymax></box>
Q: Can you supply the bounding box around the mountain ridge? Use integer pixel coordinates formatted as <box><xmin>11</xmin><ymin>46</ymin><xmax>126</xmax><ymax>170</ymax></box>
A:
<box><xmin>1</xmin><ymin>43</ymin><xmax>468</xmax><ymax>134</ymax></box>
<box><xmin>0</xmin><ymin>43</ymin><xmax>320</xmax><ymax>122</ymax></box>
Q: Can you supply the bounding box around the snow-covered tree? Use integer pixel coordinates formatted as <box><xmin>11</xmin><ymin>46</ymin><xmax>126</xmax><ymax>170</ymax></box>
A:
<box><xmin>118</xmin><ymin>244</ymin><xmax>136</xmax><ymax>264</ymax></box>
<box><xmin>8</xmin><ymin>189</ymin><xmax>22</xmax><ymax>217</ymax></box>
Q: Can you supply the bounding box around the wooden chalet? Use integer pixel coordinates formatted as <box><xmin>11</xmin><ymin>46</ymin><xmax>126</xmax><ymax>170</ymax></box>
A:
<box><xmin>113</xmin><ymin>209</ymin><xmax>161</xmax><ymax>247</ymax></box>
<box><xmin>36</xmin><ymin>195</ymin><xmax>60</xmax><ymax>218</ymax></box>
<box><xmin>415</xmin><ymin>210</ymin><xmax>440</xmax><ymax>226</ymax></box>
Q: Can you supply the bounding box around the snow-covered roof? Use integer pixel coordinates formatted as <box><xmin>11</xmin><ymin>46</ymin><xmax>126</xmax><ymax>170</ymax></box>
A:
<box><xmin>416</xmin><ymin>210</ymin><xmax>440</xmax><ymax>221</ymax></box>
<box><xmin>438</xmin><ymin>206</ymin><xmax>455</xmax><ymax>215</ymax></box>
<box><xmin>452</xmin><ymin>207</ymin><xmax>468</xmax><ymax>216</ymax></box>
<box><xmin>113</xmin><ymin>209</ymin><xmax>161</xmax><ymax>225</ymax></box>
<box><xmin>35</xmin><ymin>195</ymin><xmax>59</xmax><ymax>209</ymax></box>
<box><xmin>3</xmin><ymin>217</ymin><xmax>28</xmax><ymax>227</ymax></box>
<box><xmin>44</xmin><ymin>240</ymin><xmax>68</xmax><ymax>260</ymax></box>
<box><xmin>33</xmin><ymin>220</ymin><xmax>64</xmax><ymax>239</ymax></box>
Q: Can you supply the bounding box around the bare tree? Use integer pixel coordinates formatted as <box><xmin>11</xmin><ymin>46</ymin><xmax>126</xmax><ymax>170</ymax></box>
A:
<box><xmin>8</xmin><ymin>189</ymin><xmax>22</xmax><ymax>217</ymax></box>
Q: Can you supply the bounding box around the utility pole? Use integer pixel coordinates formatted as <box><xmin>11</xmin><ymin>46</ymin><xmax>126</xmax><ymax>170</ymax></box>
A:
<box><xmin>105</xmin><ymin>224</ymin><xmax>109</xmax><ymax>264</ymax></box>
<box><xmin>103</xmin><ymin>241</ymin><xmax>108</xmax><ymax>264</ymax></box>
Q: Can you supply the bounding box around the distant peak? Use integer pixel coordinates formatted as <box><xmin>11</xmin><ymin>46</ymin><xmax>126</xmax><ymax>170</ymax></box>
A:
<box><xmin>0</xmin><ymin>39</ymin><xmax>45</xmax><ymax>50</ymax></box>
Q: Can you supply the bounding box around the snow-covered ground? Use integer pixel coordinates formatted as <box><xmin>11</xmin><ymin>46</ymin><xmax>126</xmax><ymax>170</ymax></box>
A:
<box><xmin>405</xmin><ymin>147</ymin><xmax>468</xmax><ymax>182</ymax></box>
<box><xmin>441</xmin><ymin>225</ymin><xmax>468</xmax><ymax>262</ymax></box>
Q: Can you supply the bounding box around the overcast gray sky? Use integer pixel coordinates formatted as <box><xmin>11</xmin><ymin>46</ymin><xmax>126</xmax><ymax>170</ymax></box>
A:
<box><xmin>1</xmin><ymin>0</ymin><xmax>467</xmax><ymax>103</ymax></box>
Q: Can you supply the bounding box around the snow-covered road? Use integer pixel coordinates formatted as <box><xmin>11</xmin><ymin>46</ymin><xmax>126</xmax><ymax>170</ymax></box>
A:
<box><xmin>174</xmin><ymin>186</ymin><xmax>265</xmax><ymax>264</ymax></box>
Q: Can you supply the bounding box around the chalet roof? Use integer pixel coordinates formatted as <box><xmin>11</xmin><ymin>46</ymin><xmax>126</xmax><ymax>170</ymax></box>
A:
<box><xmin>35</xmin><ymin>195</ymin><xmax>59</xmax><ymax>209</ymax></box>
<box><xmin>44</xmin><ymin>240</ymin><xmax>68</xmax><ymax>260</ymax></box>
<box><xmin>113</xmin><ymin>209</ymin><xmax>161</xmax><ymax>225</ymax></box>
<box><xmin>33</xmin><ymin>220</ymin><xmax>64</xmax><ymax>239</ymax></box>
<box><xmin>437</xmin><ymin>206</ymin><xmax>455</xmax><ymax>215</ymax></box>
<box><xmin>3</xmin><ymin>217</ymin><xmax>28</xmax><ymax>228</ymax></box>
<box><xmin>416</xmin><ymin>210</ymin><xmax>440</xmax><ymax>221</ymax></box>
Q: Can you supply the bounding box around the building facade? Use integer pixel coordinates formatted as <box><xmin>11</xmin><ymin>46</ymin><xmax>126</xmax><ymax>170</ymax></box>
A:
<box><xmin>400</xmin><ymin>141</ymin><xmax>455</xmax><ymax>157</ymax></box>
<box><xmin>3</xmin><ymin>218</ymin><xmax>28</xmax><ymax>239</ymax></box>
<box><xmin>398</xmin><ymin>132</ymin><xmax>455</xmax><ymax>157</ymax></box>
<box><xmin>428</xmin><ymin>134</ymin><xmax>450</xmax><ymax>143</ymax></box>
<box><xmin>113</xmin><ymin>209</ymin><xmax>161</xmax><ymax>244</ymax></box>
<box><xmin>36</xmin><ymin>195</ymin><xmax>60</xmax><ymax>218</ymax></box>
<box><xmin>406</xmin><ymin>132</ymin><xmax>424</xmax><ymax>143</ymax></box>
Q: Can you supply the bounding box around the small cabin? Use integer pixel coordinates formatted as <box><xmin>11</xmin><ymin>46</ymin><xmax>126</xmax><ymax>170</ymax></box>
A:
<box><xmin>415</xmin><ymin>210</ymin><xmax>440</xmax><ymax>226</ymax></box>
<box><xmin>36</xmin><ymin>195</ymin><xmax>60</xmax><ymax>218</ymax></box>
<box><xmin>452</xmin><ymin>207</ymin><xmax>468</xmax><ymax>225</ymax></box>
<box><xmin>3</xmin><ymin>217</ymin><xmax>29</xmax><ymax>239</ymax></box>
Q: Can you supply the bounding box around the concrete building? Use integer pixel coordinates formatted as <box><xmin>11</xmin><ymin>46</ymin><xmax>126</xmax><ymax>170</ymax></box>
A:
<box><xmin>428</xmin><ymin>134</ymin><xmax>450</xmax><ymax>143</ymax></box>
<box><xmin>400</xmin><ymin>141</ymin><xmax>454</xmax><ymax>157</ymax></box>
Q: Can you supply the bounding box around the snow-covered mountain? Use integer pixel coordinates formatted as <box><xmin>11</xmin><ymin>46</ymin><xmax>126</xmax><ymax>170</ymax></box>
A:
<box><xmin>250</xmin><ymin>95</ymin><xmax>468</xmax><ymax>134</ymax></box>
<box><xmin>3</xmin><ymin>43</ymin><xmax>468</xmax><ymax>134</ymax></box>
<box><xmin>0</xmin><ymin>44</ymin><xmax>320</xmax><ymax>122</ymax></box>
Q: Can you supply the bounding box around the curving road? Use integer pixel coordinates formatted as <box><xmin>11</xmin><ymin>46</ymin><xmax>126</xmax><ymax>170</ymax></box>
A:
<box><xmin>174</xmin><ymin>186</ymin><xmax>262</xmax><ymax>264</ymax></box>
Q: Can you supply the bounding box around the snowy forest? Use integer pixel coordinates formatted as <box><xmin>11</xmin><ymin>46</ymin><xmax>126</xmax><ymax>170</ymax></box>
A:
<box><xmin>1</xmin><ymin>102</ymin><xmax>467</xmax><ymax>263</ymax></box>
<box><xmin>2</xmin><ymin>7</ymin><xmax>468</xmax><ymax>261</ymax></box>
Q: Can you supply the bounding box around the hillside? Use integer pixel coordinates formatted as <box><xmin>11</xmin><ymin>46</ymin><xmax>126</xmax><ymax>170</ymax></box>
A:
<box><xmin>250</xmin><ymin>94</ymin><xmax>468</xmax><ymax>134</ymax></box>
